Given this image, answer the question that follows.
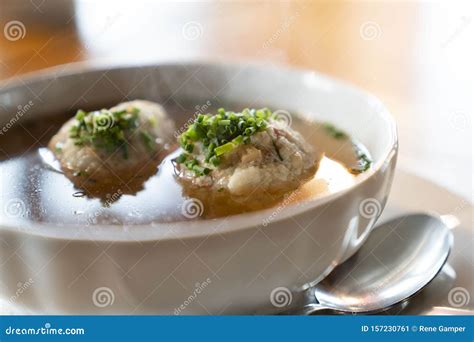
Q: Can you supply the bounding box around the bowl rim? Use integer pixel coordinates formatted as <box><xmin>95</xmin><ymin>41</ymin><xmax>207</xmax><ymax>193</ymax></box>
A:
<box><xmin>0</xmin><ymin>60</ymin><xmax>398</xmax><ymax>241</ymax></box>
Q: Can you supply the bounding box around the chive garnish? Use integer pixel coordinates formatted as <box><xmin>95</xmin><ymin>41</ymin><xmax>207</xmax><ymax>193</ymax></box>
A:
<box><xmin>215</xmin><ymin>142</ymin><xmax>235</xmax><ymax>156</ymax></box>
<box><xmin>350</xmin><ymin>145</ymin><xmax>372</xmax><ymax>174</ymax></box>
<box><xmin>323</xmin><ymin>123</ymin><xmax>347</xmax><ymax>140</ymax></box>
<box><xmin>55</xmin><ymin>142</ymin><xmax>63</xmax><ymax>153</ymax></box>
<box><xmin>68</xmin><ymin>107</ymin><xmax>156</xmax><ymax>158</ymax></box>
<box><xmin>175</xmin><ymin>108</ymin><xmax>273</xmax><ymax>176</ymax></box>
<box><xmin>140</xmin><ymin>130</ymin><xmax>155</xmax><ymax>152</ymax></box>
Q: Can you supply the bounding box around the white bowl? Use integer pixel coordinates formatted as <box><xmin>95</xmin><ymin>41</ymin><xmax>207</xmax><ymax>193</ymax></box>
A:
<box><xmin>0</xmin><ymin>61</ymin><xmax>397</xmax><ymax>314</ymax></box>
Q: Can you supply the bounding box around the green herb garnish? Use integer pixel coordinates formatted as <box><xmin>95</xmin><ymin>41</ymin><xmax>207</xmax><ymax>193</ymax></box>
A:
<box><xmin>69</xmin><ymin>107</ymin><xmax>152</xmax><ymax>158</ymax></box>
<box><xmin>54</xmin><ymin>142</ymin><xmax>63</xmax><ymax>153</ymax></box>
<box><xmin>140</xmin><ymin>130</ymin><xmax>155</xmax><ymax>152</ymax></box>
<box><xmin>175</xmin><ymin>108</ymin><xmax>273</xmax><ymax>176</ymax></box>
<box><xmin>350</xmin><ymin>147</ymin><xmax>372</xmax><ymax>174</ymax></box>
<box><xmin>323</xmin><ymin>123</ymin><xmax>347</xmax><ymax>140</ymax></box>
<box><xmin>73</xmin><ymin>170</ymin><xmax>88</xmax><ymax>177</ymax></box>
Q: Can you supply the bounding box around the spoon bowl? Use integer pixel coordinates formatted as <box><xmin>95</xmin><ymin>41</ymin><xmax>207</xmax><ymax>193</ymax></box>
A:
<box><xmin>293</xmin><ymin>214</ymin><xmax>453</xmax><ymax>314</ymax></box>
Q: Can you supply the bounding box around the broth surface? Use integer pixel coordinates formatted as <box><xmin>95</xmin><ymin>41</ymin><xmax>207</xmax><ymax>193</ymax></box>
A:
<box><xmin>0</xmin><ymin>105</ymin><xmax>371</xmax><ymax>225</ymax></box>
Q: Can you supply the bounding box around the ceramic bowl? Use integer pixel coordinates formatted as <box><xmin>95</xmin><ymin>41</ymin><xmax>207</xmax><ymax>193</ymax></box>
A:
<box><xmin>0</xmin><ymin>61</ymin><xmax>397</xmax><ymax>314</ymax></box>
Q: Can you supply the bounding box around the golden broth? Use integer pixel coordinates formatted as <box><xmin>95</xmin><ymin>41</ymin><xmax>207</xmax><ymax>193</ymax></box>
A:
<box><xmin>0</xmin><ymin>109</ymin><xmax>370</xmax><ymax>225</ymax></box>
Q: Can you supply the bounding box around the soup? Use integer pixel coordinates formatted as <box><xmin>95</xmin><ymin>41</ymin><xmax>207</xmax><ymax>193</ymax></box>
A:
<box><xmin>0</xmin><ymin>103</ymin><xmax>371</xmax><ymax>225</ymax></box>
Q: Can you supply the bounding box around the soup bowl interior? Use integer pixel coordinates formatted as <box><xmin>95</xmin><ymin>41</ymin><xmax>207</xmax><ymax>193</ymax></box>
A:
<box><xmin>0</xmin><ymin>61</ymin><xmax>397</xmax><ymax>314</ymax></box>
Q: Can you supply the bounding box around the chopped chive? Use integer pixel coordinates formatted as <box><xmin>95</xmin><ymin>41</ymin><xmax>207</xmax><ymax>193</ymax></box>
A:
<box><xmin>209</xmin><ymin>155</ymin><xmax>220</xmax><ymax>166</ymax></box>
<box><xmin>323</xmin><ymin>123</ymin><xmax>347</xmax><ymax>140</ymax></box>
<box><xmin>148</xmin><ymin>115</ymin><xmax>158</xmax><ymax>127</ymax></box>
<box><xmin>73</xmin><ymin>170</ymin><xmax>88</xmax><ymax>177</ymax></box>
<box><xmin>349</xmin><ymin>145</ymin><xmax>372</xmax><ymax>174</ymax></box>
<box><xmin>215</xmin><ymin>142</ymin><xmax>235</xmax><ymax>156</ymax></box>
<box><xmin>55</xmin><ymin>143</ymin><xmax>63</xmax><ymax>153</ymax></box>
<box><xmin>176</xmin><ymin>107</ymin><xmax>274</xmax><ymax>176</ymax></box>
<box><xmin>175</xmin><ymin>153</ymin><xmax>187</xmax><ymax>163</ymax></box>
<box><xmin>121</xmin><ymin>144</ymin><xmax>128</xmax><ymax>159</ymax></box>
<box><xmin>140</xmin><ymin>130</ymin><xmax>155</xmax><ymax>152</ymax></box>
<box><xmin>232</xmin><ymin>135</ymin><xmax>243</xmax><ymax>145</ymax></box>
<box><xmin>218</xmin><ymin>119</ymin><xmax>231</xmax><ymax>126</ymax></box>
<box><xmin>75</xmin><ymin>110</ymin><xmax>86</xmax><ymax>121</ymax></box>
<box><xmin>69</xmin><ymin>107</ymin><xmax>143</xmax><ymax>159</ymax></box>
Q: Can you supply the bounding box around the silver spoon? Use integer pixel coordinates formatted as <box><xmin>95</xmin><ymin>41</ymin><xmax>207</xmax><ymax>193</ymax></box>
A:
<box><xmin>285</xmin><ymin>214</ymin><xmax>453</xmax><ymax>315</ymax></box>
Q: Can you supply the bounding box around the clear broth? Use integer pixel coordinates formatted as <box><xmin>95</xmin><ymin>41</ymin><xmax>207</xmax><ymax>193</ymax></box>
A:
<box><xmin>0</xmin><ymin>105</ymin><xmax>371</xmax><ymax>225</ymax></box>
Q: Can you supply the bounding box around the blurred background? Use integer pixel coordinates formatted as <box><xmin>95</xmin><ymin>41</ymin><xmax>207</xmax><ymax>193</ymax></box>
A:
<box><xmin>0</xmin><ymin>0</ymin><xmax>472</xmax><ymax>200</ymax></box>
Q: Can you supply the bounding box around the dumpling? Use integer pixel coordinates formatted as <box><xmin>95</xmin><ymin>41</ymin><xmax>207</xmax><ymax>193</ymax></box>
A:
<box><xmin>48</xmin><ymin>100</ymin><xmax>175</xmax><ymax>192</ymax></box>
<box><xmin>174</xmin><ymin>108</ymin><xmax>321</xmax><ymax>196</ymax></box>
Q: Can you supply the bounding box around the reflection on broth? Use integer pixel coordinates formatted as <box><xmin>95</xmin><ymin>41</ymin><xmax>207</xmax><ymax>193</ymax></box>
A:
<box><xmin>0</xmin><ymin>106</ymin><xmax>371</xmax><ymax>225</ymax></box>
<box><xmin>181</xmin><ymin>153</ymin><xmax>358</xmax><ymax>218</ymax></box>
